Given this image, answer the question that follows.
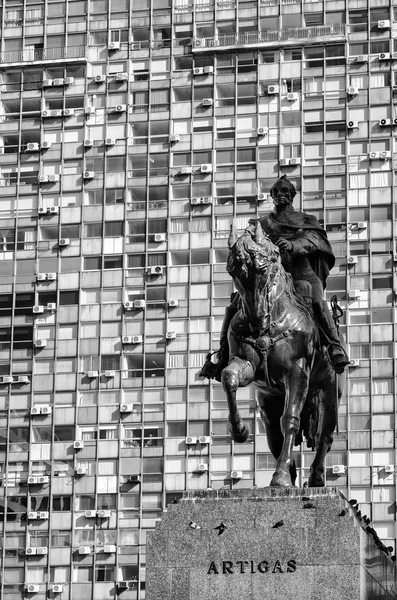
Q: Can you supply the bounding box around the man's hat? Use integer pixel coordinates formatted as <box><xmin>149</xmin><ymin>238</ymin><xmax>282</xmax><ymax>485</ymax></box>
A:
<box><xmin>270</xmin><ymin>174</ymin><xmax>296</xmax><ymax>201</ymax></box>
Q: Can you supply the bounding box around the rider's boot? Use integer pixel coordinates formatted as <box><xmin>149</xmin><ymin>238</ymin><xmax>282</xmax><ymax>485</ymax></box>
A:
<box><xmin>314</xmin><ymin>301</ymin><xmax>349</xmax><ymax>374</ymax></box>
<box><xmin>199</xmin><ymin>293</ymin><xmax>240</xmax><ymax>382</ymax></box>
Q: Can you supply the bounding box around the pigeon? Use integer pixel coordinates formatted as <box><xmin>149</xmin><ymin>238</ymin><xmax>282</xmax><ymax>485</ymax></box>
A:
<box><xmin>170</xmin><ymin>497</ymin><xmax>178</xmax><ymax>504</ymax></box>
<box><xmin>392</xmin><ymin>556</ymin><xmax>396</xmax><ymax>562</ymax></box>
<box><xmin>214</xmin><ymin>522</ymin><xmax>227</xmax><ymax>536</ymax></box>
<box><xmin>356</xmin><ymin>510</ymin><xmax>362</xmax><ymax>519</ymax></box>
<box><xmin>348</xmin><ymin>499</ymin><xmax>358</xmax><ymax>506</ymax></box>
<box><xmin>301</xmin><ymin>496</ymin><xmax>311</xmax><ymax>502</ymax></box>
<box><xmin>303</xmin><ymin>502</ymin><xmax>315</xmax><ymax>509</ymax></box>
<box><xmin>362</xmin><ymin>515</ymin><xmax>370</xmax><ymax>525</ymax></box>
<box><xmin>272</xmin><ymin>520</ymin><xmax>284</xmax><ymax>529</ymax></box>
<box><xmin>338</xmin><ymin>509</ymin><xmax>348</xmax><ymax>517</ymax></box>
<box><xmin>189</xmin><ymin>521</ymin><xmax>201</xmax><ymax>530</ymax></box>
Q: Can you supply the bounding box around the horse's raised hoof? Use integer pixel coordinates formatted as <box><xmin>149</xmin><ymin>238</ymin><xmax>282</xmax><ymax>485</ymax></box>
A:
<box><xmin>229</xmin><ymin>419</ymin><xmax>249</xmax><ymax>443</ymax></box>
<box><xmin>270</xmin><ymin>469</ymin><xmax>292</xmax><ymax>487</ymax></box>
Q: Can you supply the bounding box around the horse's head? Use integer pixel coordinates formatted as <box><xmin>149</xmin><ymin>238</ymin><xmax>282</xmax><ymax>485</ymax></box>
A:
<box><xmin>226</xmin><ymin>223</ymin><xmax>281</xmax><ymax>289</ymax></box>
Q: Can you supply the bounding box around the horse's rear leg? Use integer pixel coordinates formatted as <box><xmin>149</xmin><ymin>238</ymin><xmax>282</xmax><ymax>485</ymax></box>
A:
<box><xmin>222</xmin><ymin>357</ymin><xmax>255</xmax><ymax>443</ymax></box>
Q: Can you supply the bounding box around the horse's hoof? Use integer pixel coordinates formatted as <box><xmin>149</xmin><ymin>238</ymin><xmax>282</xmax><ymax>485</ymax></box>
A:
<box><xmin>308</xmin><ymin>475</ymin><xmax>325</xmax><ymax>488</ymax></box>
<box><xmin>229</xmin><ymin>421</ymin><xmax>249</xmax><ymax>443</ymax></box>
<box><xmin>270</xmin><ymin>470</ymin><xmax>292</xmax><ymax>487</ymax></box>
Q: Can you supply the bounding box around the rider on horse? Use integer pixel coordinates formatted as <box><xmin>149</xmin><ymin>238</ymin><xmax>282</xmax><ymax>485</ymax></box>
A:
<box><xmin>201</xmin><ymin>175</ymin><xmax>349</xmax><ymax>381</ymax></box>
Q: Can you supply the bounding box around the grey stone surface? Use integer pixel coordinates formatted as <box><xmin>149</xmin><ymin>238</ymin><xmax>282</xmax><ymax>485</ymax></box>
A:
<box><xmin>146</xmin><ymin>488</ymin><xmax>397</xmax><ymax>600</ymax></box>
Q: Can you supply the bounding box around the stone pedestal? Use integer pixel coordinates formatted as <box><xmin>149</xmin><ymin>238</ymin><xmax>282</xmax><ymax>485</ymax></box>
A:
<box><xmin>146</xmin><ymin>487</ymin><xmax>397</xmax><ymax>600</ymax></box>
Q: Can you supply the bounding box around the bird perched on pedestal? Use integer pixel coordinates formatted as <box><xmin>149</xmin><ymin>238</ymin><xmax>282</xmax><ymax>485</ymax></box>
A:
<box><xmin>214</xmin><ymin>522</ymin><xmax>227</xmax><ymax>536</ymax></box>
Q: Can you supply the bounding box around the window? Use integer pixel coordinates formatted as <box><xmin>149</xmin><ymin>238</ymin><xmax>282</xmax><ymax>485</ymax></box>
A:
<box><xmin>59</xmin><ymin>291</ymin><xmax>79</xmax><ymax>305</ymax></box>
<box><xmin>95</xmin><ymin>565</ymin><xmax>114</xmax><ymax>582</ymax></box>
<box><xmin>52</xmin><ymin>496</ymin><xmax>72</xmax><ymax>511</ymax></box>
<box><xmin>50</xmin><ymin>531</ymin><xmax>71</xmax><ymax>547</ymax></box>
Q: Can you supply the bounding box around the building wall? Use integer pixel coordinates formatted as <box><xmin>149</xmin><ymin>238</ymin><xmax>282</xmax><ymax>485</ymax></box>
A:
<box><xmin>0</xmin><ymin>0</ymin><xmax>396</xmax><ymax>598</ymax></box>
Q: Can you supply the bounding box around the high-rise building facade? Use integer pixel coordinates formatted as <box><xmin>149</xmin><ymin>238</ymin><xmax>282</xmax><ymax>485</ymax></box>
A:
<box><xmin>0</xmin><ymin>0</ymin><xmax>397</xmax><ymax>597</ymax></box>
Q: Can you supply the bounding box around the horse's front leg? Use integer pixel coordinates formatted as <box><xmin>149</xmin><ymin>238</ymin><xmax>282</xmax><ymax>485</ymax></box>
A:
<box><xmin>222</xmin><ymin>356</ymin><xmax>255</xmax><ymax>443</ymax></box>
<box><xmin>270</xmin><ymin>359</ymin><xmax>309</xmax><ymax>487</ymax></box>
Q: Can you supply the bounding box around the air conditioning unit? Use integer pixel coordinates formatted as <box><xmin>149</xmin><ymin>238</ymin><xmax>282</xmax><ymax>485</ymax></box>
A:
<box><xmin>289</xmin><ymin>158</ymin><xmax>301</xmax><ymax>165</ymax></box>
<box><xmin>349</xmin><ymin>359</ymin><xmax>360</xmax><ymax>368</ymax></box>
<box><xmin>36</xmin><ymin>546</ymin><xmax>48</xmax><ymax>554</ymax></box>
<box><xmin>168</xmin><ymin>299</ymin><xmax>179</xmax><ymax>307</ymax></box>
<box><xmin>231</xmin><ymin>470</ymin><xmax>243</xmax><ymax>479</ymax></box>
<box><xmin>49</xmin><ymin>206</ymin><xmax>59</xmax><ymax>214</ymax></box>
<box><xmin>64</xmin><ymin>77</ymin><xmax>74</xmax><ymax>85</ymax></box>
<box><xmin>201</xmin><ymin>196</ymin><xmax>213</xmax><ymax>204</ymax></box>
<box><xmin>85</xmin><ymin>106</ymin><xmax>95</xmax><ymax>114</ymax></box>
<box><xmin>75</xmin><ymin>467</ymin><xmax>86</xmax><ymax>476</ymax></box>
<box><xmin>385</xmin><ymin>465</ymin><xmax>394</xmax><ymax>473</ymax></box>
<box><xmin>357</xmin><ymin>221</ymin><xmax>367</xmax><ymax>229</ymax></box>
<box><xmin>347</xmin><ymin>121</ymin><xmax>358</xmax><ymax>129</ymax></box>
<box><xmin>38</xmin><ymin>476</ymin><xmax>49</xmax><ymax>484</ymax></box>
<box><xmin>79</xmin><ymin>546</ymin><xmax>91</xmax><ymax>554</ymax></box>
<box><xmin>105</xmin><ymin>138</ymin><xmax>116</xmax><ymax>146</ymax></box>
<box><xmin>355</xmin><ymin>55</ymin><xmax>368</xmax><ymax>62</ymax></box>
<box><xmin>27</xmin><ymin>142</ymin><xmax>39</xmax><ymax>152</ymax></box>
<box><xmin>28</xmin><ymin>476</ymin><xmax>38</xmax><ymax>484</ymax></box>
<box><xmin>38</xmin><ymin>175</ymin><xmax>49</xmax><ymax>183</ymax></box>
<box><xmin>30</xmin><ymin>406</ymin><xmax>41</xmax><ymax>415</ymax></box>
<box><xmin>59</xmin><ymin>238</ymin><xmax>70</xmax><ymax>246</ymax></box>
<box><xmin>97</xmin><ymin>509</ymin><xmax>111</xmax><ymax>518</ymax></box>
<box><xmin>257</xmin><ymin>193</ymin><xmax>267</xmax><ymax>201</ymax></box>
<box><xmin>332</xmin><ymin>465</ymin><xmax>346</xmax><ymax>475</ymax></box>
<box><xmin>38</xmin><ymin>511</ymin><xmax>49</xmax><ymax>519</ymax></box>
<box><xmin>53</xmin><ymin>78</ymin><xmax>64</xmax><ymax>86</ymax></box>
<box><xmin>169</xmin><ymin>134</ymin><xmax>180</xmax><ymax>143</ymax></box>
<box><xmin>287</xmin><ymin>92</ymin><xmax>299</xmax><ymax>101</ymax></box>
<box><xmin>46</xmin><ymin>273</ymin><xmax>56</xmax><ymax>280</ymax></box>
<box><xmin>42</xmin><ymin>79</ymin><xmax>52</xmax><ymax>87</ymax></box>
<box><xmin>154</xmin><ymin>233</ymin><xmax>166</xmax><ymax>242</ymax></box>
<box><xmin>46</xmin><ymin>303</ymin><xmax>56</xmax><ymax>311</ymax></box>
<box><xmin>25</xmin><ymin>584</ymin><xmax>39</xmax><ymax>592</ymax></box>
<box><xmin>25</xmin><ymin>547</ymin><xmax>37</xmax><ymax>555</ymax></box>
<box><xmin>347</xmin><ymin>86</ymin><xmax>359</xmax><ymax>96</ymax></box>
<box><xmin>104</xmin><ymin>370</ymin><xmax>115</xmax><ymax>377</ymax></box>
<box><xmin>87</xmin><ymin>371</ymin><xmax>98</xmax><ymax>378</ymax></box>
<box><xmin>381</xmin><ymin>151</ymin><xmax>392</xmax><ymax>159</ymax></box>
<box><xmin>116</xmin><ymin>72</ymin><xmax>128</xmax><ymax>81</ymax></box>
<box><xmin>268</xmin><ymin>85</ymin><xmax>279</xmax><ymax>95</ymax></box>
<box><xmin>123</xmin><ymin>301</ymin><xmax>134</xmax><ymax>310</ymax></box>
<box><xmin>179</xmin><ymin>166</ymin><xmax>192</xmax><ymax>174</ymax></box>
<box><xmin>198</xmin><ymin>463</ymin><xmax>208</xmax><ymax>472</ymax></box>
<box><xmin>84</xmin><ymin>139</ymin><xmax>94</xmax><ymax>147</ymax></box>
<box><xmin>18</xmin><ymin>375</ymin><xmax>30</xmax><ymax>383</ymax></box>
<box><xmin>203</xmin><ymin>66</ymin><xmax>214</xmax><ymax>74</ymax></box>
<box><xmin>132</xmin><ymin>335</ymin><xmax>143</xmax><ymax>344</ymax></box>
<box><xmin>108</xmin><ymin>41</ymin><xmax>120</xmax><ymax>50</ymax></box>
<box><xmin>122</xmin><ymin>336</ymin><xmax>133</xmax><ymax>344</ymax></box>
<box><xmin>199</xmin><ymin>436</ymin><xmax>211</xmax><ymax>444</ymax></box>
<box><xmin>133</xmin><ymin>299</ymin><xmax>146</xmax><ymax>309</ymax></box>
<box><xmin>28</xmin><ymin>512</ymin><xmax>38</xmax><ymax>519</ymax></box>
<box><xmin>51</xmin><ymin>110</ymin><xmax>63</xmax><ymax>118</ymax></box>
<box><xmin>369</xmin><ymin>151</ymin><xmax>380</xmax><ymax>159</ymax></box>
<box><xmin>348</xmin><ymin>290</ymin><xmax>361</xmax><ymax>300</ymax></box>
<box><xmin>148</xmin><ymin>265</ymin><xmax>164</xmax><ymax>276</ymax></box>
<box><xmin>201</xmin><ymin>164</ymin><xmax>212</xmax><ymax>173</ymax></box>
<box><xmin>41</xmin><ymin>406</ymin><xmax>52</xmax><ymax>415</ymax></box>
<box><xmin>185</xmin><ymin>436</ymin><xmax>197</xmax><ymax>445</ymax></box>
<box><xmin>74</xmin><ymin>440</ymin><xmax>85</xmax><ymax>449</ymax></box>
<box><xmin>52</xmin><ymin>584</ymin><xmax>63</xmax><ymax>593</ymax></box>
<box><xmin>378</xmin><ymin>20</ymin><xmax>391</xmax><ymax>29</ymax></box>
<box><xmin>191</xmin><ymin>197</ymin><xmax>202</xmax><ymax>205</ymax></box>
<box><xmin>118</xmin><ymin>581</ymin><xmax>136</xmax><ymax>589</ymax></box>
<box><xmin>279</xmin><ymin>158</ymin><xmax>290</xmax><ymax>166</ymax></box>
<box><xmin>166</xmin><ymin>331</ymin><xmax>176</xmax><ymax>340</ymax></box>
<box><xmin>193</xmin><ymin>67</ymin><xmax>204</xmax><ymax>75</ymax></box>
<box><xmin>379</xmin><ymin>52</ymin><xmax>391</xmax><ymax>61</ymax></box>
<box><xmin>347</xmin><ymin>256</ymin><xmax>358</xmax><ymax>265</ymax></box>
<box><xmin>33</xmin><ymin>306</ymin><xmax>44</xmax><ymax>314</ymax></box>
<box><xmin>41</xmin><ymin>110</ymin><xmax>51</xmax><ymax>118</ymax></box>
<box><xmin>103</xmin><ymin>544</ymin><xmax>116</xmax><ymax>553</ymax></box>
<box><xmin>85</xmin><ymin>510</ymin><xmax>96</xmax><ymax>518</ymax></box>
<box><xmin>115</xmin><ymin>104</ymin><xmax>126</xmax><ymax>112</ymax></box>
<box><xmin>257</xmin><ymin>127</ymin><xmax>268</xmax><ymax>136</ymax></box>
<box><xmin>36</xmin><ymin>273</ymin><xmax>46</xmax><ymax>281</ymax></box>
<box><xmin>38</xmin><ymin>207</ymin><xmax>47</xmax><ymax>215</ymax></box>
<box><xmin>49</xmin><ymin>174</ymin><xmax>59</xmax><ymax>183</ymax></box>
<box><xmin>83</xmin><ymin>171</ymin><xmax>94</xmax><ymax>179</ymax></box>
<box><xmin>202</xmin><ymin>98</ymin><xmax>213</xmax><ymax>106</ymax></box>
<box><xmin>379</xmin><ymin>119</ymin><xmax>391</xmax><ymax>127</ymax></box>
<box><xmin>2</xmin><ymin>375</ymin><xmax>14</xmax><ymax>384</ymax></box>
<box><xmin>120</xmin><ymin>404</ymin><xmax>133</xmax><ymax>413</ymax></box>
<box><xmin>129</xmin><ymin>474</ymin><xmax>140</xmax><ymax>483</ymax></box>
<box><xmin>63</xmin><ymin>109</ymin><xmax>74</xmax><ymax>117</ymax></box>
<box><xmin>193</xmin><ymin>38</ymin><xmax>204</xmax><ymax>48</ymax></box>
<box><xmin>393</xmin><ymin>118</ymin><xmax>397</xmax><ymax>126</ymax></box>
<box><xmin>95</xmin><ymin>74</ymin><xmax>106</xmax><ymax>83</ymax></box>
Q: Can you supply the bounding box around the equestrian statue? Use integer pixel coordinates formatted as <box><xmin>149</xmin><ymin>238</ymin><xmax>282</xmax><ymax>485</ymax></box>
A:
<box><xmin>200</xmin><ymin>175</ymin><xmax>349</xmax><ymax>487</ymax></box>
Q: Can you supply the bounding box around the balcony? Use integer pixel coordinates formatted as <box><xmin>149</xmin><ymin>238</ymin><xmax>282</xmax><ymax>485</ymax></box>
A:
<box><xmin>192</xmin><ymin>24</ymin><xmax>347</xmax><ymax>52</ymax></box>
<box><xmin>0</xmin><ymin>46</ymin><xmax>87</xmax><ymax>67</ymax></box>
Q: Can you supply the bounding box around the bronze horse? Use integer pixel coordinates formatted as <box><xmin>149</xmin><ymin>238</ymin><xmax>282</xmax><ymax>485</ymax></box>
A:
<box><xmin>223</xmin><ymin>223</ymin><xmax>345</xmax><ymax>487</ymax></box>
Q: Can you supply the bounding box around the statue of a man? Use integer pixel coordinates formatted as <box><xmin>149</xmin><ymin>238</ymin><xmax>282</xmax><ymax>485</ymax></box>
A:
<box><xmin>200</xmin><ymin>175</ymin><xmax>349</xmax><ymax>381</ymax></box>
